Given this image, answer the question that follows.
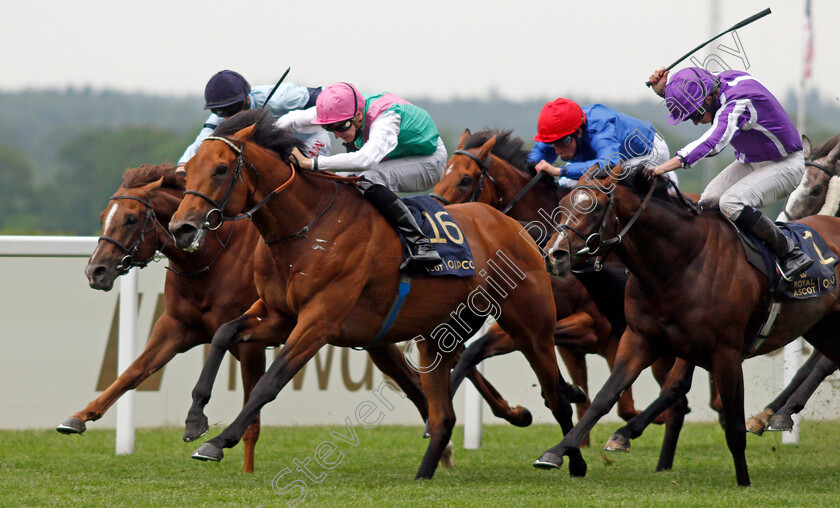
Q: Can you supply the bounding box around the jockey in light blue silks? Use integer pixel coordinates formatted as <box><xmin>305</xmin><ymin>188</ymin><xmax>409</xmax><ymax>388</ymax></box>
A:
<box><xmin>276</xmin><ymin>82</ymin><xmax>448</xmax><ymax>271</ymax></box>
<box><xmin>177</xmin><ymin>70</ymin><xmax>330</xmax><ymax>173</ymax></box>
<box><xmin>647</xmin><ymin>66</ymin><xmax>812</xmax><ymax>280</ymax></box>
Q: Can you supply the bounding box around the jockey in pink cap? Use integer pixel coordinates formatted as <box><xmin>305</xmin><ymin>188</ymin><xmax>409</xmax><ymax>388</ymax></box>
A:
<box><xmin>275</xmin><ymin>82</ymin><xmax>447</xmax><ymax>271</ymax></box>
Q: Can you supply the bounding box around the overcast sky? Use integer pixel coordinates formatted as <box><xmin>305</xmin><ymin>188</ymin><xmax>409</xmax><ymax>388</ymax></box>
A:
<box><xmin>4</xmin><ymin>0</ymin><xmax>838</xmax><ymax>105</ymax></box>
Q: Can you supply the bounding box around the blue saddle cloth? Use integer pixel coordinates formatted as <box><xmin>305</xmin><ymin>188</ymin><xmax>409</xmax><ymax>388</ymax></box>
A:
<box><xmin>741</xmin><ymin>222</ymin><xmax>838</xmax><ymax>299</ymax></box>
<box><xmin>399</xmin><ymin>196</ymin><xmax>476</xmax><ymax>277</ymax></box>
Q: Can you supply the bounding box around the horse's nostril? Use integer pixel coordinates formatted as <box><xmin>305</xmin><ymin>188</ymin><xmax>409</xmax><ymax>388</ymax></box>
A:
<box><xmin>92</xmin><ymin>266</ymin><xmax>107</xmax><ymax>280</ymax></box>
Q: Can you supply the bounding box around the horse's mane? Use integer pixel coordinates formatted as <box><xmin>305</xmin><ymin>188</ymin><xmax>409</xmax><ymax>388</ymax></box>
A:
<box><xmin>213</xmin><ymin>109</ymin><xmax>306</xmax><ymax>159</ymax></box>
<box><xmin>463</xmin><ymin>129</ymin><xmax>557</xmax><ymax>191</ymax></box>
<box><xmin>612</xmin><ymin>166</ymin><xmax>695</xmax><ymax>212</ymax></box>
<box><xmin>122</xmin><ymin>164</ymin><xmax>183</xmax><ymax>190</ymax></box>
<box><xmin>810</xmin><ymin>133</ymin><xmax>840</xmax><ymax>160</ymax></box>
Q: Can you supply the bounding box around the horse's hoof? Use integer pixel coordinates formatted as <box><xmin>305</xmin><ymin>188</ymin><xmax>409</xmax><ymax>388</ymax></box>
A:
<box><xmin>604</xmin><ymin>433</ymin><xmax>631</xmax><ymax>452</ymax></box>
<box><xmin>746</xmin><ymin>408</ymin><xmax>773</xmax><ymax>435</ymax></box>
<box><xmin>439</xmin><ymin>441</ymin><xmax>454</xmax><ymax>469</ymax></box>
<box><xmin>183</xmin><ymin>415</ymin><xmax>209</xmax><ymax>442</ymax></box>
<box><xmin>422</xmin><ymin>420</ymin><xmax>430</xmax><ymax>439</ymax></box>
<box><xmin>568</xmin><ymin>454</ymin><xmax>588</xmax><ymax>478</ymax></box>
<box><xmin>56</xmin><ymin>417</ymin><xmax>86</xmax><ymax>435</ymax></box>
<box><xmin>568</xmin><ymin>384</ymin><xmax>588</xmax><ymax>404</ymax></box>
<box><xmin>192</xmin><ymin>442</ymin><xmax>224</xmax><ymax>462</ymax></box>
<box><xmin>766</xmin><ymin>414</ymin><xmax>794</xmax><ymax>432</ymax></box>
<box><xmin>515</xmin><ymin>407</ymin><xmax>533</xmax><ymax>428</ymax></box>
<box><xmin>533</xmin><ymin>451</ymin><xmax>563</xmax><ymax>470</ymax></box>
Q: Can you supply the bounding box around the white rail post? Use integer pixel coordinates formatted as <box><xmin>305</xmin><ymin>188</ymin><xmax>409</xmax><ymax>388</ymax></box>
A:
<box><xmin>463</xmin><ymin>361</ymin><xmax>484</xmax><ymax>449</ymax></box>
<box><xmin>782</xmin><ymin>338</ymin><xmax>802</xmax><ymax>444</ymax></box>
<box><xmin>116</xmin><ymin>269</ymin><xmax>138</xmax><ymax>454</ymax></box>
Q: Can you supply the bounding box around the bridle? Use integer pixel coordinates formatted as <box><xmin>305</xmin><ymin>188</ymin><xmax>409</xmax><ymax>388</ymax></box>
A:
<box><xmin>805</xmin><ymin>160</ymin><xmax>838</xmax><ymax>178</ymax></box>
<box><xmin>430</xmin><ymin>149</ymin><xmax>500</xmax><ymax>208</ymax></box>
<box><xmin>98</xmin><ymin>195</ymin><xmax>171</xmax><ymax>274</ymax></box>
<box><xmin>556</xmin><ymin>181</ymin><xmax>657</xmax><ymax>269</ymax></box>
<box><xmin>184</xmin><ymin>135</ymin><xmax>297</xmax><ymax>230</ymax></box>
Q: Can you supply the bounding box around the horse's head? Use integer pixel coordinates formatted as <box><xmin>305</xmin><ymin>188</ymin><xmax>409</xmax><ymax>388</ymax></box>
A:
<box><xmin>546</xmin><ymin>165</ymin><xmax>623</xmax><ymax>276</ymax></box>
<box><xmin>170</xmin><ymin>122</ymin><xmax>259</xmax><ymax>251</ymax></box>
<box><xmin>86</xmin><ymin>166</ymin><xmax>184</xmax><ymax>290</ymax></box>
<box><xmin>432</xmin><ymin>129</ymin><xmax>499</xmax><ymax>206</ymax></box>
<box><xmin>785</xmin><ymin>134</ymin><xmax>840</xmax><ymax>220</ymax></box>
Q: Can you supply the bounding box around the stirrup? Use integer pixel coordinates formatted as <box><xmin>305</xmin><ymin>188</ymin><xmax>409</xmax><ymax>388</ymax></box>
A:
<box><xmin>778</xmin><ymin>249</ymin><xmax>813</xmax><ymax>281</ymax></box>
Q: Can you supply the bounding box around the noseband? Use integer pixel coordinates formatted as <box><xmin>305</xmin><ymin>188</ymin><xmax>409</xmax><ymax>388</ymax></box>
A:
<box><xmin>185</xmin><ymin>135</ymin><xmax>297</xmax><ymax>230</ymax></box>
<box><xmin>98</xmin><ymin>195</ymin><xmax>171</xmax><ymax>274</ymax></box>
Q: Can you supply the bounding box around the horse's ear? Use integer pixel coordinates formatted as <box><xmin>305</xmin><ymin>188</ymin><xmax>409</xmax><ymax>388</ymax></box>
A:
<box><xmin>802</xmin><ymin>135</ymin><xmax>812</xmax><ymax>158</ymax></box>
<box><xmin>231</xmin><ymin>124</ymin><xmax>257</xmax><ymax>142</ymax></box>
<box><xmin>162</xmin><ymin>170</ymin><xmax>185</xmax><ymax>189</ymax></box>
<box><xmin>828</xmin><ymin>140</ymin><xmax>840</xmax><ymax>164</ymax></box>
<box><xmin>457</xmin><ymin>129</ymin><xmax>471</xmax><ymax>150</ymax></box>
<box><xmin>477</xmin><ymin>135</ymin><xmax>497</xmax><ymax>160</ymax></box>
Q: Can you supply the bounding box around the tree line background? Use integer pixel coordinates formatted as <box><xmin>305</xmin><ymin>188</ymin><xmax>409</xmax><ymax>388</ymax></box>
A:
<box><xmin>1</xmin><ymin>88</ymin><xmax>838</xmax><ymax>235</ymax></box>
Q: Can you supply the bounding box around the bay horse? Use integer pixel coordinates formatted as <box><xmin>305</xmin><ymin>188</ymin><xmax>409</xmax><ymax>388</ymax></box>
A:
<box><xmin>432</xmin><ymin>129</ymin><xmax>678</xmax><ymax>440</ymax></box>
<box><xmin>168</xmin><ymin>109</ymin><xmax>586</xmax><ymax>480</ymax></box>
<box><xmin>60</xmin><ymin>164</ymin><xmax>465</xmax><ymax>472</ymax></box>
<box><xmin>745</xmin><ymin>134</ymin><xmax>840</xmax><ymax>433</ymax></box>
<box><xmin>539</xmin><ymin>165</ymin><xmax>840</xmax><ymax>486</ymax></box>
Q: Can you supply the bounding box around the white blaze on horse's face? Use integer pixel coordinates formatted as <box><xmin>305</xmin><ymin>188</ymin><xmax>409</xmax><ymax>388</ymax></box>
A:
<box><xmin>445</xmin><ymin>163</ymin><xmax>454</xmax><ymax>176</ymax></box>
<box><xmin>573</xmin><ymin>192</ymin><xmax>592</xmax><ymax>210</ymax></box>
<box><xmin>103</xmin><ymin>203</ymin><xmax>119</xmax><ymax>233</ymax></box>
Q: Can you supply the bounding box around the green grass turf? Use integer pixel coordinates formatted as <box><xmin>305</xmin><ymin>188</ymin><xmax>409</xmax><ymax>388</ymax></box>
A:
<box><xmin>1</xmin><ymin>421</ymin><xmax>839</xmax><ymax>507</ymax></box>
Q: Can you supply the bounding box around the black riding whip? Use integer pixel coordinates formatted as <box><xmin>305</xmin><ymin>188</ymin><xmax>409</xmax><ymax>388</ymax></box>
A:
<box><xmin>646</xmin><ymin>7</ymin><xmax>772</xmax><ymax>87</ymax></box>
<box><xmin>261</xmin><ymin>67</ymin><xmax>292</xmax><ymax>107</ymax></box>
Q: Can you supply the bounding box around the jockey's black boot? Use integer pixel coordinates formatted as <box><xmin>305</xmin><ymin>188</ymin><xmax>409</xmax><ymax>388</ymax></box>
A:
<box><xmin>736</xmin><ymin>206</ymin><xmax>813</xmax><ymax>281</ymax></box>
<box><xmin>358</xmin><ymin>180</ymin><xmax>442</xmax><ymax>271</ymax></box>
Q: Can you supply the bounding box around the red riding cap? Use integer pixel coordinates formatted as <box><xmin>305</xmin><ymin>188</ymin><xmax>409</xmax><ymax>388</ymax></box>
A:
<box><xmin>534</xmin><ymin>98</ymin><xmax>586</xmax><ymax>143</ymax></box>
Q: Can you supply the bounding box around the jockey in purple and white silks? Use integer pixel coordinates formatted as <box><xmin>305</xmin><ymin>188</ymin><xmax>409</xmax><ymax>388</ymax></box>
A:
<box><xmin>277</xmin><ymin>82</ymin><xmax>446</xmax><ymax>271</ymax></box>
<box><xmin>647</xmin><ymin>66</ymin><xmax>812</xmax><ymax>280</ymax></box>
<box><xmin>177</xmin><ymin>70</ymin><xmax>330</xmax><ymax>173</ymax></box>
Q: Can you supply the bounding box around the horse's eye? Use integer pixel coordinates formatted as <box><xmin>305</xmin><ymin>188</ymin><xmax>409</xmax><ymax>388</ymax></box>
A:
<box><xmin>458</xmin><ymin>176</ymin><xmax>473</xmax><ymax>187</ymax></box>
<box><xmin>125</xmin><ymin>215</ymin><xmax>139</xmax><ymax>225</ymax></box>
<box><xmin>214</xmin><ymin>164</ymin><xmax>229</xmax><ymax>177</ymax></box>
<box><xmin>810</xmin><ymin>185</ymin><xmax>823</xmax><ymax>197</ymax></box>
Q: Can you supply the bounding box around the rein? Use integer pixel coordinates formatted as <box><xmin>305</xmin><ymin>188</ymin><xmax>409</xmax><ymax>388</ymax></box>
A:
<box><xmin>186</xmin><ymin>135</ymin><xmax>298</xmax><ymax>230</ymax></box>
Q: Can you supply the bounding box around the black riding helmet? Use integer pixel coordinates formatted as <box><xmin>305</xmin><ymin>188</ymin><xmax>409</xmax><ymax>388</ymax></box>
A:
<box><xmin>204</xmin><ymin>70</ymin><xmax>251</xmax><ymax>110</ymax></box>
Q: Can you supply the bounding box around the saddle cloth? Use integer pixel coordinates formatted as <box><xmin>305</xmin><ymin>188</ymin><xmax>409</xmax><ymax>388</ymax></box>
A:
<box><xmin>736</xmin><ymin>221</ymin><xmax>838</xmax><ymax>300</ymax></box>
<box><xmin>400</xmin><ymin>196</ymin><xmax>475</xmax><ymax>277</ymax></box>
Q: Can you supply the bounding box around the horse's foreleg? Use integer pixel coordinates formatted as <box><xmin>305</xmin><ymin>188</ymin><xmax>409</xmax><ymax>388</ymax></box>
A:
<box><xmin>556</xmin><ymin>347</ymin><xmax>590</xmax><ymax>446</ymax></box>
<box><xmin>367</xmin><ymin>344</ymin><xmax>428</xmax><ymax>422</ymax></box>
<box><xmin>767</xmin><ymin>354</ymin><xmax>837</xmax><ymax>431</ymax></box>
<box><xmin>58</xmin><ymin>315</ymin><xmax>199</xmax><ymax>435</ymax></box>
<box><xmin>535</xmin><ymin>330</ymin><xmax>655</xmax><ymax>473</ymax></box>
<box><xmin>712</xmin><ymin>348</ymin><xmax>750</xmax><ymax>487</ymax></box>
<box><xmin>449</xmin><ymin>326</ymin><xmax>515</xmax><ymax>396</ymax></box>
<box><xmin>193</xmin><ymin>312</ymin><xmax>335</xmax><ymax>462</ymax></box>
<box><xmin>184</xmin><ymin>300</ymin><xmax>275</xmax><ymax>442</ymax></box>
<box><xmin>237</xmin><ymin>343</ymin><xmax>266</xmax><ymax>474</ymax></box>
<box><xmin>415</xmin><ymin>348</ymin><xmax>456</xmax><ymax>480</ymax></box>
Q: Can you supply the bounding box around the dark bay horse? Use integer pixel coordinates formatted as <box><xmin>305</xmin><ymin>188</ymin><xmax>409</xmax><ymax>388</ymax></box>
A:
<box><xmin>432</xmin><ymin>129</ymin><xmax>677</xmax><ymax>437</ymax></box>
<box><xmin>745</xmin><ymin>134</ymin><xmax>840</xmax><ymax>433</ymax></box>
<box><xmin>168</xmin><ymin>109</ymin><xmax>586</xmax><ymax>480</ymax></box>
<box><xmin>539</xmin><ymin>166</ymin><xmax>840</xmax><ymax>486</ymax></box>
<box><xmin>61</xmin><ymin>164</ymin><xmax>438</xmax><ymax>473</ymax></box>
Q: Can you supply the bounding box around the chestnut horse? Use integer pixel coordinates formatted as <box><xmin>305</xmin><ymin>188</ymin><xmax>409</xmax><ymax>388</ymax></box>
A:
<box><xmin>60</xmin><ymin>164</ymin><xmax>445</xmax><ymax>473</ymax></box>
<box><xmin>168</xmin><ymin>109</ymin><xmax>586</xmax><ymax>480</ymax></box>
<box><xmin>540</xmin><ymin>166</ymin><xmax>840</xmax><ymax>486</ymax></box>
<box><xmin>745</xmin><ymin>134</ymin><xmax>840</xmax><ymax>433</ymax></box>
<box><xmin>432</xmin><ymin>129</ymin><xmax>677</xmax><ymax>438</ymax></box>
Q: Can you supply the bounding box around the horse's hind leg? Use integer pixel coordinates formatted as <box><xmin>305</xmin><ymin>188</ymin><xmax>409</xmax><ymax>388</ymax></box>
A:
<box><xmin>767</xmin><ymin>354</ymin><xmax>837</xmax><ymax>431</ymax></box>
<box><xmin>58</xmin><ymin>315</ymin><xmax>200</xmax><ymax>435</ymax></box>
<box><xmin>557</xmin><ymin>347</ymin><xmax>590</xmax><ymax>446</ymax></box>
<box><xmin>746</xmin><ymin>350</ymin><xmax>824</xmax><ymax>433</ymax></box>
<box><xmin>415</xmin><ymin>349</ymin><xmax>457</xmax><ymax>480</ymax></box>
<box><xmin>367</xmin><ymin>344</ymin><xmax>428</xmax><ymax>422</ymax></box>
<box><xmin>605</xmin><ymin>359</ymin><xmax>695</xmax><ymax>468</ymax></box>
<box><xmin>465</xmin><ymin>367</ymin><xmax>532</xmax><ymax>428</ymax></box>
<box><xmin>236</xmin><ymin>342</ymin><xmax>266</xmax><ymax>473</ymax></box>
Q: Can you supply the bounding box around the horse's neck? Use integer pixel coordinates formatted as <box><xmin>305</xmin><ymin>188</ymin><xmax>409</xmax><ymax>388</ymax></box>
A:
<box><xmin>613</xmin><ymin>186</ymin><xmax>708</xmax><ymax>287</ymax></box>
<box><xmin>250</xmin><ymin>169</ymin><xmax>346</xmax><ymax>248</ymax></box>
<box><xmin>493</xmin><ymin>161</ymin><xmax>558</xmax><ymax>222</ymax></box>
